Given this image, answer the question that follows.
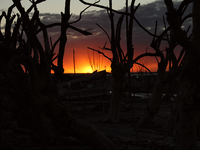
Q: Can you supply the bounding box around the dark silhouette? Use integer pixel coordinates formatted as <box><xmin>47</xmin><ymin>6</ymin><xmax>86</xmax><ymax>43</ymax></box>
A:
<box><xmin>165</xmin><ymin>0</ymin><xmax>200</xmax><ymax>149</ymax></box>
<box><xmin>81</xmin><ymin>0</ymin><xmax>159</xmax><ymax>123</ymax></box>
<box><xmin>0</xmin><ymin>0</ymin><xmax>118</xmax><ymax>149</ymax></box>
<box><xmin>1</xmin><ymin>0</ymin><xmax>199</xmax><ymax>150</ymax></box>
<box><xmin>137</xmin><ymin>1</ymin><xmax>190</xmax><ymax>127</ymax></box>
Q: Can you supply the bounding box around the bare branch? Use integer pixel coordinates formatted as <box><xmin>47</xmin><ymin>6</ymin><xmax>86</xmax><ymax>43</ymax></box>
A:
<box><xmin>87</xmin><ymin>47</ymin><xmax>112</xmax><ymax>62</ymax></box>
<box><xmin>135</xmin><ymin>62</ymin><xmax>157</xmax><ymax>81</ymax></box>
<box><xmin>37</xmin><ymin>19</ymin><xmax>51</xmax><ymax>61</ymax></box>
<box><xmin>9</xmin><ymin>15</ymin><xmax>21</xmax><ymax>48</ymax></box>
<box><xmin>132</xmin><ymin>52</ymin><xmax>160</xmax><ymax>67</ymax></box>
<box><xmin>116</xmin><ymin>14</ymin><xmax>125</xmax><ymax>63</ymax></box>
<box><xmin>178</xmin><ymin>0</ymin><xmax>193</xmax><ymax>16</ymax></box>
<box><xmin>69</xmin><ymin>25</ymin><xmax>92</xmax><ymax>35</ymax></box>
<box><xmin>80</xmin><ymin>0</ymin><xmax>160</xmax><ymax>38</ymax></box>
<box><xmin>70</xmin><ymin>0</ymin><xmax>100</xmax><ymax>24</ymax></box>
<box><xmin>181</xmin><ymin>13</ymin><xmax>192</xmax><ymax>24</ymax></box>
<box><xmin>100</xmin><ymin>42</ymin><xmax>112</xmax><ymax>51</ymax></box>
<box><xmin>96</xmin><ymin>23</ymin><xmax>111</xmax><ymax>43</ymax></box>
<box><xmin>150</xmin><ymin>21</ymin><xmax>166</xmax><ymax>62</ymax></box>
<box><xmin>164</xmin><ymin>0</ymin><xmax>193</xmax><ymax>49</ymax></box>
<box><xmin>27</xmin><ymin>0</ymin><xmax>46</xmax><ymax>14</ymax></box>
<box><xmin>162</xmin><ymin>16</ymin><xmax>170</xmax><ymax>45</ymax></box>
<box><xmin>108</xmin><ymin>0</ymin><xmax>118</xmax><ymax>65</ymax></box>
<box><xmin>36</xmin><ymin>23</ymin><xmax>92</xmax><ymax>35</ymax></box>
<box><xmin>13</xmin><ymin>0</ymin><xmax>48</xmax><ymax>65</ymax></box>
<box><xmin>7</xmin><ymin>4</ymin><xmax>15</xmax><ymax>19</ymax></box>
<box><xmin>177</xmin><ymin>48</ymin><xmax>185</xmax><ymax>66</ymax></box>
<box><xmin>51</xmin><ymin>36</ymin><xmax>61</xmax><ymax>58</ymax></box>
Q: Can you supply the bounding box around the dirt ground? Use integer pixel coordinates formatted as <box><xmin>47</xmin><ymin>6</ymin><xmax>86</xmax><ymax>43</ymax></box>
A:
<box><xmin>65</xmin><ymin>94</ymin><xmax>175</xmax><ymax>150</ymax></box>
<box><xmin>2</xmin><ymin>94</ymin><xmax>200</xmax><ymax>150</ymax></box>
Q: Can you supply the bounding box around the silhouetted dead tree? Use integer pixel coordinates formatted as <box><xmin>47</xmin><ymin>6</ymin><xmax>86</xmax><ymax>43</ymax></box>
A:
<box><xmin>0</xmin><ymin>0</ymin><xmax>118</xmax><ymax>149</ymax></box>
<box><xmin>87</xmin><ymin>49</ymin><xmax>104</xmax><ymax>72</ymax></box>
<box><xmin>164</xmin><ymin>0</ymin><xmax>200</xmax><ymax>149</ymax></box>
<box><xmin>137</xmin><ymin>0</ymin><xmax>192</xmax><ymax>127</ymax></box>
<box><xmin>81</xmin><ymin>0</ymin><xmax>159</xmax><ymax>122</ymax></box>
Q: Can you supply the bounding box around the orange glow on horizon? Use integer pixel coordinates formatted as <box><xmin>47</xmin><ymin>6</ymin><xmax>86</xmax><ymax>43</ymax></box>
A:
<box><xmin>62</xmin><ymin>59</ymin><xmax>157</xmax><ymax>74</ymax></box>
<box><xmin>62</xmin><ymin>47</ymin><xmax>113</xmax><ymax>73</ymax></box>
<box><xmin>53</xmin><ymin>46</ymin><xmax>158</xmax><ymax>74</ymax></box>
<box><xmin>49</xmin><ymin>35</ymin><xmax>159</xmax><ymax>74</ymax></box>
<box><xmin>79</xmin><ymin>66</ymin><xmax>93</xmax><ymax>73</ymax></box>
<box><xmin>63</xmin><ymin>62</ymin><xmax>111</xmax><ymax>73</ymax></box>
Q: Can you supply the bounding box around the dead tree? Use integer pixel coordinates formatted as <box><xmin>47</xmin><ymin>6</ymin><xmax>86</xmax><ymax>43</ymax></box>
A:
<box><xmin>80</xmin><ymin>0</ymin><xmax>159</xmax><ymax>122</ymax></box>
<box><xmin>164</xmin><ymin>0</ymin><xmax>200</xmax><ymax>149</ymax></box>
<box><xmin>87</xmin><ymin>49</ymin><xmax>104</xmax><ymax>72</ymax></box>
<box><xmin>0</xmin><ymin>0</ymin><xmax>118</xmax><ymax>150</ymax></box>
<box><xmin>137</xmin><ymin>0</ymin><xmax>192</xmax><ymax>127</ymax></box>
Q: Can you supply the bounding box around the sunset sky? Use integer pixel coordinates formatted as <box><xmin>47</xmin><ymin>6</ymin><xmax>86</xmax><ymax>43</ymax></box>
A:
<box><xmin>1</xmin><ymin>0</ymin><xmax>191</xmax><ymax>73</ymax></box>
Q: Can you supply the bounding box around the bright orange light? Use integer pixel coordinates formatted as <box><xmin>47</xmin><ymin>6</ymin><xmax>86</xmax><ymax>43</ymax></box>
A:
<box><xmin>52</xmin><ymin>44</ymin><xmax>158</xmax><ymax>74</ymax></box>
<box><xmin>82</xmin><ymin>66</ymin><xmax>93</xmax><ymax>73</ymax></box>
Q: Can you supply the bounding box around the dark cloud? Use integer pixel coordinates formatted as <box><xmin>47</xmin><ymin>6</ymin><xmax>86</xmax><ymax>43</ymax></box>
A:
<box><xmin>40</xmin><ymin>13</ymin><xmax>61</xmax><ymax>23</ymax></box>
<box><xmin>135</xmin><ymin>1</ymin><xmax>167</xmax><ymax>31</ymax></box>
<box><xmin>37</xmin><ymin>0</ymin><xmax>192</xmax><ymax>49</ymax></box>
<box><xmin>1</xmin><ymin>0</ymin><xmax>192</xmax><ymax>54</ymax></box>
<box><xmin>74</xmin><ymin>0</ymin><xmax>191</xmax><ymax>49</ymax></box>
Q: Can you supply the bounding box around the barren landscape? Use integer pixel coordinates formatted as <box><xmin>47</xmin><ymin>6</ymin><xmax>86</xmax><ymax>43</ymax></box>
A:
<box><xmin>1</xmin><ymin>94</ymin><xmax>174</xmax><ymax>150</ymax></box>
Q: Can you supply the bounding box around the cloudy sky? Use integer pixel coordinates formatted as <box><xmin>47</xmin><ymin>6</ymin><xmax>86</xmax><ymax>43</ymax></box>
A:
<box><xmin>1</xmin><ymin>0</ymin><xmax>169</xmax><ymax>14</ymax></box>
<box><xmin>0</xmin><ymin>0</ymin><xmax>192</xmax><ymax>73</ymax></box>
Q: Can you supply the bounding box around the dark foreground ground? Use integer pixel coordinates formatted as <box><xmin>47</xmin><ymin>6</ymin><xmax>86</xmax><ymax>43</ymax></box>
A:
<box><xmin>63</xmin><ymin>94</ymin><xmax>176</xmax><ymax>150</ymax></box>
<box><xmin>1</xmin><ymin>94</ymin><xmax>200</xmax><ymax>150</ymax></box>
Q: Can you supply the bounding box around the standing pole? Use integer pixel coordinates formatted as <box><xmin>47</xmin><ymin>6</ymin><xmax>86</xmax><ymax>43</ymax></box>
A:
<box><xmin>73</xmin><ymin>49</ymin><xmax>76</xmax><ymax>74</ymax></box>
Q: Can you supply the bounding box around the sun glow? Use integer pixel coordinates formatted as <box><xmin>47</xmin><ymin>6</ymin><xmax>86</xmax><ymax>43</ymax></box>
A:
<box><xmin>62</xmin><ymin>60</ymin><xmax>158</xmax><ymax>74</ymax></box>
<box><xmin>82</xmin><ymin>66</ymin><xmax>93</xmax><ymax>73</ymax></box>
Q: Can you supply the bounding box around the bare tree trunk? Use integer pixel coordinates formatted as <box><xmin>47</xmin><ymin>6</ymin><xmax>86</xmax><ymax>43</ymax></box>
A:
<box><xmin>108</xmin><ymin>67</ymin><xmax>125</xmax><ymax>122</ymax></box>
<box><xmin>164</xmin><ymin>0</ymin><xmax>200</xmax><ymax>149</ymax></box>
<box><xmin>0</xmin><ymin>1</ymin><xmax>119</xmax><ymax>149</ymax></box>
<box><xmin>173</xmin><ymin>42</ymin><xmax>200</xmax><ymax>150</ymax></box>
<box><xmin>173</xmin><ymin>75</ymin><xmax>199</xmax><ymax>150</ymax></box>
<box><xmin>137</xmin><ymin>76</ymin><xmax>166</xmax><ymax>127</ymax></box>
